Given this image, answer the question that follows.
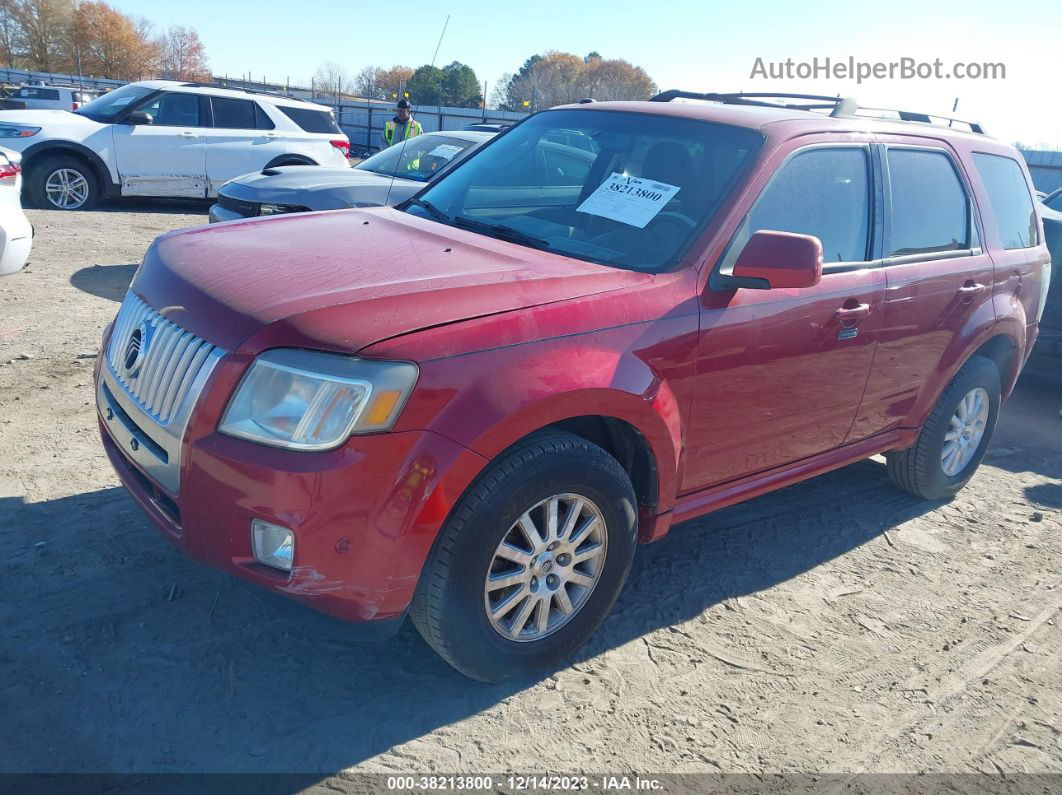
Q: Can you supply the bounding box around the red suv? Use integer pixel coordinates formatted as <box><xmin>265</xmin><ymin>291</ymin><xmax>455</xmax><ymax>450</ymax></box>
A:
<box><xmin>95</xmin><ymin>91</ymin><xmax>1051</xmax><ymax>681</ymax></box>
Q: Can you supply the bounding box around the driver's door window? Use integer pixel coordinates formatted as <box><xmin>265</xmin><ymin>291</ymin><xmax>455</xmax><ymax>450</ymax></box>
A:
<box><xmin>726</xmin><ymin>147</ymin><xmax>871</xmax><ymax>268</ymax></box>
<box><xmin>138</xmin><ymin>93</ymin><xmax>202</xmax><ymax>127</ymax></box>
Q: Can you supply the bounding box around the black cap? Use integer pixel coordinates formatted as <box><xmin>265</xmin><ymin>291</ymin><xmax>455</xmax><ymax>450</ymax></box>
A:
<box><xmin>396</xmin><ymin>99</ymin><xmax>411</xmax><ymax>109</ymax></box>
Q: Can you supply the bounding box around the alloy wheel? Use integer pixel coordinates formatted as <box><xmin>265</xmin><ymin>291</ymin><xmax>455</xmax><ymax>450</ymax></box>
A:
<box><xmin>484</xmin><ymin>493</ymin><xmax>608</xmax><ymax>642</ymax></box>
<box><xmin>45</xmin><ymin>168</ymin><xmax>89</xmax><ymax>209</ymax></box>
<box><xmin>941</xmin><ymin>387</ymin><xmax>989</xmax><ymax>477</ymax></box>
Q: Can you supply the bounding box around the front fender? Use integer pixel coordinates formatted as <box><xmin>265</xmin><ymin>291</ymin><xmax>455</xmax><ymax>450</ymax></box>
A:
<box><xmin>393</xmin><ymin>329</ymin><xmax>693</xmax><ymax>516</ymax></box>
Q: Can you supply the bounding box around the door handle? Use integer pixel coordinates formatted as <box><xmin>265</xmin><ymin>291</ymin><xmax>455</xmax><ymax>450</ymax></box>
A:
<box><xmin>957</xmin><ymin>281</ymin><xmax>987</xmax><ymax>302</ymax></box>
<box><xmin>263</xmin><ymin>132</ymin><xmax>278</xmax><ymax>138</ymax></box>
<box><xmin>835</xmin><ymin>303</ymin><xmax>871</xmax><ymax>323</ymax></box>
<box><xmin>179</xmin><ymin>131</ymin><xmax>198</xmax><ymax>138</ymax></box>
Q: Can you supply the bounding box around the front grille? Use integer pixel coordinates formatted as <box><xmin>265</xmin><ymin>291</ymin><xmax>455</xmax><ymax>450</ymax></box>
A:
<box><xmin>218</xmin><ymin>194</ymin><xmax>260</xmax><ymax>217</ymax></box>
<box><xmin>106</xmin><ymin>294</ymin><xmax>217</xmax><ymax>425</ymax></box>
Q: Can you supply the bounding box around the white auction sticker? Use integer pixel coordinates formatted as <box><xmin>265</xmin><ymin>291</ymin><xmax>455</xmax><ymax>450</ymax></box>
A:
<box><xmin>427</xmin><ymin>143</ymin><xmax>463</xmax><ymax>160</ymax></box>
<box><xmin>576</xmin><ymin>172</ymin><xmax>681</xmax><ymax>228</ymax></box>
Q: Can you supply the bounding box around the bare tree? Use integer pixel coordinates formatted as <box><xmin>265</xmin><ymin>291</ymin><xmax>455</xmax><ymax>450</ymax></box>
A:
<box><xmin>12</xmin><ymin>0</ymin><xmax>74</xmax><ymax>72</ymax></box>
<box><xmin>156</xmin><ymin>25</ymin><xmax>208</xmax><ymax>81</ymax></box>
<box><xmin>312</xmin><ymin>61</ymin><xmax>350</xmax><ymax>99</ymax></box>
<box><xmin>353</xmin><ymin>65</ymin><xmax>381</xmax><ymax>99</ymax></box>
<box><xmin>0</xmin><ymin>0</ymin><xmax>22</xmax><ymax>67</ymax></box>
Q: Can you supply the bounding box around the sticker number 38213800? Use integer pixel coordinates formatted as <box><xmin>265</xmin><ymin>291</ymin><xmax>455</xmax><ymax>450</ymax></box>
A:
<box><xmin>576</xmin><ymin>172</ymin><xmax>681</xmax><ymax>228</ymax></box>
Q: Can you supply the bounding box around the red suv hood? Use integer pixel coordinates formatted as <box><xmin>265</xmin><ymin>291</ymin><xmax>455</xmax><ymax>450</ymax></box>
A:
<box><xmin>132</xmin><ymin>208</ymin><xmax>650</xmax><ymax>354</ymax></box>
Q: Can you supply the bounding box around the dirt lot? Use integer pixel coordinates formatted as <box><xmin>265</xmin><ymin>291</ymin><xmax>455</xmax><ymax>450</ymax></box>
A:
<box><xmin>1</xmin><ymin>202</ymin><xmax>1060</xmax><ymax>779</ymax></box>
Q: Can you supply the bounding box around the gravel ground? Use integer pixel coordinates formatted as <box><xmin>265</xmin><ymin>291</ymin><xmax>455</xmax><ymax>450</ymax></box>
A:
<box><xmin>0</xmin><ymin>203</ymin><xmax>1060</xmax><ymax>780</ymax></box>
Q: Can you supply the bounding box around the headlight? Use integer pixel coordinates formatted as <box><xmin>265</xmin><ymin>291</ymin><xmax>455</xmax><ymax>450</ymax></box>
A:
<box><xmin>219</xmin><ymin>349</ymin><xmax>418</xmax><ymax>450</ymax></box>
<box><xmin>258</xmin><ymin>203</ymin><xmax>304</xmax><ymax>216</ymax></box>
<box><xmin>0</xmin><ymin>124</ymin><xmax>40</xmax><ymax>138</ymax></box>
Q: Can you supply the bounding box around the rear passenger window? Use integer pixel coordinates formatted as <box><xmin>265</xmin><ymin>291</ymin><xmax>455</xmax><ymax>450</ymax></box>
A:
<box><xmin>972</xmin><ymin>153</ymin><xmax>1039</xmax><ymax>249</ymax></box>
<box><xmin>745</xmin><ymin>148</ymin><xmax>871</xmax><ymax>263</ymax></box>
<box><xmin>887</xmin><ymin>149</ymin><xmax>968</xmax><ymax>256</ymax></box>
<box><xmin>277</xmin><ymin>106</ymin><xmax>342</xmax><ymax>134</ymax></box>
<box><xmin>211</xmin><ymin>97</ymin><xmax>257</xmax><ymax>129</ymax></box>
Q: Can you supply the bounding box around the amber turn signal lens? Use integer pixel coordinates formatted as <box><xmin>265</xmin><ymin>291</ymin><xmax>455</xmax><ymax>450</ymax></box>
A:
<box><xmin>363</xmin><ymin>389</ymin><xmax>403</xmax><ymax>426</ymax></box>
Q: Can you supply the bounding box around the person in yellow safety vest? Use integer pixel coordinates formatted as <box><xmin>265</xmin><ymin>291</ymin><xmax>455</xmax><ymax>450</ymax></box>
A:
<box><xmin>383</xmin><ymin>99</ymin><xmax>423</xmax><ymax>148</ymax></box>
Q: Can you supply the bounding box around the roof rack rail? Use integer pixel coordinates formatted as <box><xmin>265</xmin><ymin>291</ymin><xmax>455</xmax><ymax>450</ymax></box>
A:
<box><xmin>852</xmin><ymin>105</ymin><xmax>986</xmax><ymax>135</ymax></box>
<box><xmin>649</xmin><ymin>90</ymin><xmax>986</xmax><ymax>135</ymax></box>
<box><xmin>179</xmin><ymin>82</ymin><xmax>309</xmax><ymax>103</ymax></box>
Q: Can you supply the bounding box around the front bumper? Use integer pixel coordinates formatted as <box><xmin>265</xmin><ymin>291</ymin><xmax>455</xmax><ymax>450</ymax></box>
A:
<box><xmin>96</xmin><ymin>356</ymin><xmax>488</xmax><ymax>631</ymax></box>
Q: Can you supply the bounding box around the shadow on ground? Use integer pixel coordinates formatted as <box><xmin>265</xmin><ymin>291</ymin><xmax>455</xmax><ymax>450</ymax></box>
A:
<box><xmin>96</xmin><ymin>197</ymin><xmax>212</xmax><ymax>215</ymax></box>
<box><xmin>0</xmin><ymin>456</ymin><xmax>937</xmax><ymax>774</ymax></box>
<box><xmin>69</xmin><ymin>263</ymin><xmax>138</xmax><ymax>302</ymax></box>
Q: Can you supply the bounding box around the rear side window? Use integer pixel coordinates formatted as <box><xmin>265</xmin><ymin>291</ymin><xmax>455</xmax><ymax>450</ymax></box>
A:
<box><xmin>1046</xmin><ymin>192</ymin><xmax>1062</xmax><ymax>212</ymax></box>
<box><xmin>277</xmin><ymin>106</ymin><xmax>342</xmax><ymax>134</ymax></box>
<box><xmin>542</xmin><ymin>144</ymin><xmax>594</xmax><ymax>186</ymax></box>
<box><xmin>211</xmin><ymin>97</ymin><xmax>257</xmax><ymax>129</ymax></box>
<box><xmin>19</xmin><ymin>88</ymin><xmax>60</xmax><ymax>100</ymax></box>
<box><xmin>745</xmin><ymin>148</ymin><xmax>871</xmax><ymax>264</ymax></box>
<box><xmin>972</xmin><ymin>153</ymin><xmax>1039</xmax><ymax>249</ymax></box>
<box><xmin>887</xmin><ymin>149</ymin><xmax>969</xmax><ymax>256</ymax></box>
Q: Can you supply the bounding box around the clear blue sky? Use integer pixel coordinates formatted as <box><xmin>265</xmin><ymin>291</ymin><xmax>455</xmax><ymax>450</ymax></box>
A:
<box><xmin>113</xmin><ymin>0</ymin><xmax>1061</xmax><ymax>147</ymax></box>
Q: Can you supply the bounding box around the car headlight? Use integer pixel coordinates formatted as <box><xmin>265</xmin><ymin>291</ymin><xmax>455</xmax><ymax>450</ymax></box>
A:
<box><xmin>219</xmin><ymin>349</ymin><xmax>418</xmax><ymax>450</ymax></box>
<box><xmin>258</xmin><ymin>203</ymin><xmax>304</xmax><ymax>216</ymax></box>
<box><xmin>0</xmin><ymin>124</ymin><xmax>40</xmax><ymax>138</ymax></box>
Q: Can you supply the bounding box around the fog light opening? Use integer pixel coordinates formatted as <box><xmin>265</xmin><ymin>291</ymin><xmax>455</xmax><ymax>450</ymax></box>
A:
<box><xmin>251</xmin><ymin>519</ymin><xmax>294</xmax><ymax>572</ymax></box>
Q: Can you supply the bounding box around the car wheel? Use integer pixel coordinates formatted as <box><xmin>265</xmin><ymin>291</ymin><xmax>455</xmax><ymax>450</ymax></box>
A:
<box><xmin>411</xmin><ymin>431</ymin><xmax>638</xmax><ymax>682</ymax></box>
<box><xmin>886</xmin><ymin>354</ymin><xmax>1001</xmax><ymax>500</ymax></box>
<box><xmin>31</xmin><ymin>156</ymin><xmax>99</xmax><ymax>210</ymax></box>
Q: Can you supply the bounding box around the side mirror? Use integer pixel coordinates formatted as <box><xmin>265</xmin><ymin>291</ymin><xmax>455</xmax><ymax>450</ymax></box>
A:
<box><xmin>125</xmin><ymin>110</ymin><xmax>153</xmax><ymax>126</ymax></box>
<box><xmin>723</xmin><ymin>230</ymin><xmax>823</xmax><ymax>290</ymax></box>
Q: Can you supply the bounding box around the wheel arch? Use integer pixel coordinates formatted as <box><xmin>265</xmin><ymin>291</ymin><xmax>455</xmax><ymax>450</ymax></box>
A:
<box><xmin>263</xmin><ymin>154</ymin><xmax>318</xmax><ymax>169</ymax></box>
<box><xmin>21</xmin><ymin>140</ymin><xmax>118</xmax><ymax>194</ymax></box>
<box><xmin>451</xmin><ymin>387</ymin><xmax>682</xmax><ymax>521</ymax></box>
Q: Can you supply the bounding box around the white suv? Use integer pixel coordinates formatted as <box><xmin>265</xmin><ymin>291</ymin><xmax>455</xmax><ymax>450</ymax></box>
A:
<box><xmin>9</xmin><ymin>85</ymin><xmax>98</xmax><ymax>111</ymax></box>
<box><xmin>0</xmin><ymin>80</ymin><xmax>350</xmax><ymax>210</ymax></box>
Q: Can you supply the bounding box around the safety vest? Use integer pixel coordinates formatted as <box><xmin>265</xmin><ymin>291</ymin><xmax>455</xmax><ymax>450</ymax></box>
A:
<box><xmin>384</xmin><ymin>117</ymin><xmax>423</xmax><ymax>146</ymax></box>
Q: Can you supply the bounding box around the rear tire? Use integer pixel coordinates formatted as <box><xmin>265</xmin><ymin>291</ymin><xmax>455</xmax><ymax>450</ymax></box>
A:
<box><xmin>886</xmin><ymin>354</ymin><xmax>1001</xmax><ymax>500</ymax></box>
<box><xmin>29</xmin><ymin>155</ymin><xmax>100</xmax><ymax>210</ymax></box>
<box><xmin>411</xmin><ymin>431</ymin><xmax>637</xmax><ymax>683</ymax></box>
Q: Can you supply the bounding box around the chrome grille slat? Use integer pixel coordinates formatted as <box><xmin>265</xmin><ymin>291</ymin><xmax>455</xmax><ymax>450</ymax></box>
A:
<box><xmin>106</xmin><ymin>293</ymin><xmax>219</xmax><ymax>427</ymax></box>
<box><xmin>157</xmin><ymin>334</ymin><xmax>196</xmax><ymax>421</ymax></box>
<box><xmin>144</xmin><ymin>325</ymin><xmax>183</xmax><ymax>410</ymax></box>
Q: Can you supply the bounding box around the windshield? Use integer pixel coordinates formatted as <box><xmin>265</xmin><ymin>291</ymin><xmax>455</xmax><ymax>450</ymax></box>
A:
<box><xmin>357</xmin><ymin>135</ymin><xmax>479</xmax><ymax>183</ymax></box>
<box><xmin>403</xmin><ymin>109</ymin><xmax>763</xmax><ymax>272</ymax></box>
<box><xmin>75</xmin><ymin>84</ymin><xmax>156</xmax><ymax>122</ymax></box>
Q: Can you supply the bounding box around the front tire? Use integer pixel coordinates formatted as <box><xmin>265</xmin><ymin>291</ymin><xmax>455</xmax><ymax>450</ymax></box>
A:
<box><xmin>30</xmin><ymin>156</ymin><xmax>100</xmax><ymax>210</ymax></box>
<box><xmin>411</xmin><ymin>431</ymin><xmax>637</xmax><ymax>682</ymax></box>
<box><xmin>886</xmin><ymin>354</ymin><xmax>1001</xmax><ymax>500</ymax></box>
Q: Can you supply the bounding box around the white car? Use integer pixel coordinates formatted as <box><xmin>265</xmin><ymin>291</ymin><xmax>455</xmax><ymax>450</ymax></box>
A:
<box><xmin>0</xmin><ymin>146</ymin><xmax>33</xmax><ymax>275</ymax></box>
<box><xmin>9</xmin><ymin>85</ymin><xmax>98</xmax><ymax>112</ymax></box>
<box><xmin>0</xmin><ymin>80</ymin><xmax>350</xmax><ymax>210</ymax></box>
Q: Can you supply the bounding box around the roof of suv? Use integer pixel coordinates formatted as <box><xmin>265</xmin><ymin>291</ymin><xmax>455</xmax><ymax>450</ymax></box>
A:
<box><xmin>130</xmin><ymin>80</ymin><xmax>330</xmax><ymax>111</ymax></box>
<box><xmin>555</xmin><ymin>97</ymin><xmax>1005</xmax><ymax>150</ymax></box>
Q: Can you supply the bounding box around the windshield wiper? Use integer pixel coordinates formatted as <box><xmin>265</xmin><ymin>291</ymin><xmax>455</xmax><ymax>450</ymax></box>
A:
<box><xmin>452</xmin><ymin>216</ymin><xmax>551</xmax><ymax>250</ymax></box>
<box><xmin>406</xmin><ymin>197</ymin><xmax>451</xmax><ymax>224</ymax></box>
